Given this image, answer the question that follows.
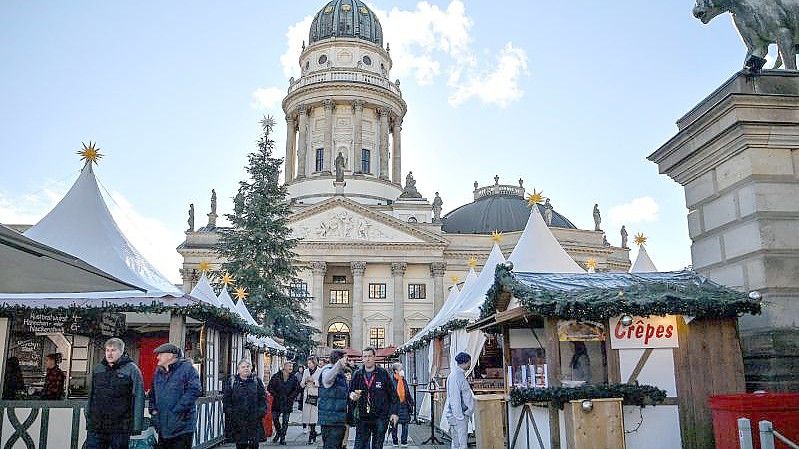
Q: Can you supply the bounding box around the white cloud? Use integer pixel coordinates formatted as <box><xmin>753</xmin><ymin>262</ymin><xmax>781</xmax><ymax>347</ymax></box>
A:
<box><xmin>608</xmin><ymin>197</ymin><xmax>660</xmax><ymax>227</ymax></box>
<box><xmin>0</xmin><ymin>181</ymin><xmax>182</xmax><ymax>283</ymax></box>
<box><xmin>277</xmin><ymin>1</ymin><xmax>528</xmax><ymax>108</ymax></box>
<box><xmin>251</xmin><ymin>86</ymin><xmax>284</xmax><ymax>109</ymax></box>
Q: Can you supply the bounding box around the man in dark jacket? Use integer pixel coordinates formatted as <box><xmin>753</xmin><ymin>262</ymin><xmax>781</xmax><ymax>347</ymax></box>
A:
<box><xmin>350</xmin><ymin>347</ymin><xmax>399</xmax><ymax>449</ymax></box>
<box><xmin>86</xmin><ymin>338</ymin><xmax>145</xmax><ymax>449</ymax></box>
<box><xmin>319</xmin><ymin>350</ymin><xmax>349</xmax><ymax>449</ymax></box>
<box><xmin>267</xmin><ymin>361</ymin><xmax>301</xmax><ymax>445</ymax></box>
<box><xmin>149</xmin><ymin>343</ymin><xmax>202</xmax><ymax>449</ymax></box>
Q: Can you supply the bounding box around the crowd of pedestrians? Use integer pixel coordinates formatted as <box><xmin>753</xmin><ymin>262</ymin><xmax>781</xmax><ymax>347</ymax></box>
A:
<box><xmin>82</xmin><ymin>337</ymin><xmax>473</xmax><ymax>449</ymax></box>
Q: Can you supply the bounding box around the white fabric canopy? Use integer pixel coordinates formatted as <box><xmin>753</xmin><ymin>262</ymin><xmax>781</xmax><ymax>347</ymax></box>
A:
<box><xmin>234</xmin><ymin>298</ymin><xmax>286</xmax><ymax>352</ymax></box>
<box><xmin>217</xmin><ymin>287</ymin><xmax>238</xmax><ymax>311</ymax></box>
<box><xmin>189</xmin><ymin>273</ymin><xmax>221</xmax><ymax>307</ymax></box>
<box><xmin>630</xmin><ymin>245</ymin><xmax>658</xmax><ymax>273</ymax></box>
<box><xmin>23</xmin><ymin>163</ymin><xmax>181</xmax><ymax>297</ymax></box>
<box><xmin>452</xmin><ymin>243</ymin><xmax>506</xmax><ymax>321</ymax></box>
<box><xmin>507</xmin><ymin>205</ymin><xmax>584</xmax><ymax>273</ymax></box>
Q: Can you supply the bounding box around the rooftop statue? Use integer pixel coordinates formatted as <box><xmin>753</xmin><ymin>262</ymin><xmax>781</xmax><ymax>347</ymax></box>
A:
<box><xmin>432</xmin><ymin>192</ymin><xmax>443</xmax><ymax>223</ymax></box>
<box><xmin>400</xmin><ymin>171</ymin><xmax>422</xmax><ymax>199</ymax></box>
<box><xmin>693</xmin><ymin>0</ymin><xmax>799</xmax><ymax>70</ymax></box>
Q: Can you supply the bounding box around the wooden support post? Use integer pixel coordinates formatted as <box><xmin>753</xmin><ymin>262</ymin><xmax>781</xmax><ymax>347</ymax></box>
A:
<box><xmin>169</xmin><ymin>313</ymin><xmax>186</xmax><ymax>349</ymax></box>
<box><xmin>605</xmin><ymin>319</ymin><xmax>621</xmax><ymax>384</ymax></box>
<box><xmin>544</xmin><ymin>317</ymin><xmax>561</xmax><ymax>449</ymax></box>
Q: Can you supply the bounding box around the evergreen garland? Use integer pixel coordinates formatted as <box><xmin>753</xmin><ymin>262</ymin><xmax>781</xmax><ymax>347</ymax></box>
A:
<box><xmin>509</xmin><ymin>383</ymin><xmax>667</xmax><ymax>409</ymax></box>
<box><xmin>394</xmin><ymin>319</ymin><xmax>469</xmax><ymax>355</ymax></box>
<box><xmin>217</xmin><ymin>116</ymin><xmax>315</xmax><ymax>354</ymax></box>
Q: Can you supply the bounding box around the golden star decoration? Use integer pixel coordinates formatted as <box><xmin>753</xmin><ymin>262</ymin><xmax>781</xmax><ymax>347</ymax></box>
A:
<box><xmin>467</xmin><ymin>257</ymin><xmax>478</xmax><ymax>269</ymax></box>
<box><xmin>77</xmin><ymin>141</ymin><xmax>102</xmax><ymax>164</ymax></box>
<box><xmin>450</xmin><ymin>274</ymin><xmax>460</xmax><ymax>284</ymax></box>
<box><xmin>220</xmin><ymin>272</ymin><xmax>236</xmax><ymax>286</ymax></box>
<box><xmin>197</xmin><ymin>261</ymin><xmax>211</xmax><ymax>273</ymax></box>
<box><xmin>585</xmin><ymin>258</ymin><xmax>598</xmax><ymax>270</ymax></box>
<box><xmin>527</xmin><ymin>189</ymin><xmax>544</xmax><ymax>206</ymax></box>
<box><xmin>233</xmin><ymin>287</ymin><xmax>249</xmax><ymax>301</ymax></box>
<box><xmin>634</xmin><ymin>233</ymin><xmax>648</xmax><ymax>246</ymax></box>
<box><xmin>491</xmin><ymin>230</ymin><xmax>503</xmax><ymax>243</ymax></box>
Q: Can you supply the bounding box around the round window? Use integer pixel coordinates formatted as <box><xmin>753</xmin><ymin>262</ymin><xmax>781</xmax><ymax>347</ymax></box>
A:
<box><xmin>362</xmin><ymin>55</ymin><xmax>372</xmax><ymax>66</ymax></box>
<box><xmin>318</xmin><ymin>54</ymin><xmax>328</xmax><ymax>65</ymax></box>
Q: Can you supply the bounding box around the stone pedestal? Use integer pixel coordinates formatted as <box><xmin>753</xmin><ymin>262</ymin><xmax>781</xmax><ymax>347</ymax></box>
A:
<box><xmin>333</xmin><ymin>181</ymin><xmax>346</xmax><ymax>195</ymax></box>
<box><xmin>649</xmin><ymin>70</ymin><xmax>799</xmax><ymax>392</ymax></box>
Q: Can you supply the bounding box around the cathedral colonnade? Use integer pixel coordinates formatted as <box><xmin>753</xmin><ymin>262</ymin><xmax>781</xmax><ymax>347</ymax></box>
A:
<box><xmin>283</xmin><ymin>100</ymin><xmax>403</xmax><ymax>183</ymax></box>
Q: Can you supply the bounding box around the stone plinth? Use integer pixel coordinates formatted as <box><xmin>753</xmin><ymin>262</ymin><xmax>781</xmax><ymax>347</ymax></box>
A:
<box><xmin>649</xmin><ymin>70</ymin><xmax>799</xmax><ymax>392</ymax></box>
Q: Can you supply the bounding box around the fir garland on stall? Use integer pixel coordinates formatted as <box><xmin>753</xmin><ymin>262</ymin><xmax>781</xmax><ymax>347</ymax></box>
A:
<box><xmin>509</xmin><ymin>383</ymin><xmax>667</xmax><ymax>409</ymax></box>
<box><xmin>394</xmin><ymin>319</ymin><xmax>470</xmax><ymax>355</ymax></box>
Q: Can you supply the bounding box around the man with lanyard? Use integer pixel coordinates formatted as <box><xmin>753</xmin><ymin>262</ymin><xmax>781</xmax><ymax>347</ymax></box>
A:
<box><xmin>349</xmin><ymin>347</ymin><xmax>399</xmax><ymax>449</ymax></box>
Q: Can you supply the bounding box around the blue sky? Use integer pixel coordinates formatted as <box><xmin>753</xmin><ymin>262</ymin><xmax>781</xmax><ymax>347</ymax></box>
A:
<box><xmin>0</xmin><ymin>1</ymin><xmax>762</xmax><ymax>281</ymax></box>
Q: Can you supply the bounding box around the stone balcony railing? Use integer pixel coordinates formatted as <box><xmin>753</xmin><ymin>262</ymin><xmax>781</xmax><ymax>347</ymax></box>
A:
<box><xmin>287</xmin><ymin>70</ymin><xmax>402</xmax><ymax>97</ymax></box>
<box><xmin>474</xmin><ymin>184</ymin><xmax>526</xmax><ymax>200</ymax></box>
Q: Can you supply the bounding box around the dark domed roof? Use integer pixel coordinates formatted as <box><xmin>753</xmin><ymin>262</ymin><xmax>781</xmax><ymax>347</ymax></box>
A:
<box><xmin>309</xmin><ymin>0</ymin><xmax>383</xmax><ymax>46</ymax></box>
<box><xmin>442</xmin><ymin>195</ymin><xmax>577</xmax><ymax>234</ymax></box>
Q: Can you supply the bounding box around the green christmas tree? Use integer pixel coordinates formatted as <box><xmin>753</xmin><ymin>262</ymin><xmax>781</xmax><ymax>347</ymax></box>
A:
<box><xmin>217</xmin><ymin>116</ymin><xmax>315</xmax><ymax>353</ymax></box>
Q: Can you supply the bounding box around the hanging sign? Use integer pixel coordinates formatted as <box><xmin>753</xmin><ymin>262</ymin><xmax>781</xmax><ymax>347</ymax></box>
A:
<box><xmin>610</xmin><ymin>315</ymin><xmax>678</xmax><ymax>349</ymax></box>
<box><xmin>13</xmin><ymin>311</ymin><xmax>125</xmax><ymax>336</ymax></box>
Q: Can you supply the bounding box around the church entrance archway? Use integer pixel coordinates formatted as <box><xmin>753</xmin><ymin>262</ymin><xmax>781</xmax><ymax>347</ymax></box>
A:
<box><xmin>327</xmin><ymin>322</ymin><xmax>350</xmax><ymax>349</ymax></box>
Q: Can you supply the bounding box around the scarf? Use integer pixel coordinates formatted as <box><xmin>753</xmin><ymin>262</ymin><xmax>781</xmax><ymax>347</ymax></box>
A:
<box><xmin>394</xmin><ymin>372</ymin><xmax>406</xmax><ymax>403</ymax></box>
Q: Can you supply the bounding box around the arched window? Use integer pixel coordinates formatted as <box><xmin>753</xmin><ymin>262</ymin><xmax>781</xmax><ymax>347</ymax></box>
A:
<box><xmin>327</xmin><ymin>322</ymin><xmax>351</xmax><ymax>349</ymax></box>
<box><xmin>328</xmin><ymin>322</ymin><xmax>350</xmax><ymax>333</ymax></box>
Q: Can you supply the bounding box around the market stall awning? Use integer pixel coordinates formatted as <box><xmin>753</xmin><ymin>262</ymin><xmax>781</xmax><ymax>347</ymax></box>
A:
<box><xmin>489</xmin><ymin>265</ymin><xmax>760</xmax><ymax>321</ymax></box>
<box><xmin>0</xmin><ymin>224</ymin><xmax>140</xmax><ymax>294</ymax></box>
<box><xmin>507</xmin><ymin>204</ymin><xmax>584</xmax><ymax>273</ymax></box>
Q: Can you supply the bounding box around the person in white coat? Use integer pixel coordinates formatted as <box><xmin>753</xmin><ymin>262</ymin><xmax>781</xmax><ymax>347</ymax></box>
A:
<box><xmin>445</xmin><ymin>352</ymin><xmax>474</xmax><ymax>449</ymax></box>
<box><xmin>301</xmin><ymin>356</ymin><xmax>322</xmax><ymax>444</ymax></box>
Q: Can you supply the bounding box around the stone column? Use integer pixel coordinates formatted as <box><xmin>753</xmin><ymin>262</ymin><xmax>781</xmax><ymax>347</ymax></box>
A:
<box><xmin>378</xmin><ymin>108</ymin><xmax>390</xmax><ymax>180</ymax></box>
<box><xmin>431</xmin><ymin>262</ymin><xmax>446</xmax><ymax>313</ymax></box>
<box><xmin>392</xmin><ymin>119</ymin><xmax>402</xmax><ymax>184</ymax></box>
<box><xmin>310</xmin><ymin>261</ymin><xmax>327</xmax><ymax>342</ymax></box>
<box><xmin>648</xmin><ymin>71</ymin><xmax>799</xmax><ymax>392</ymax></box>
<box><xmin>391</xmin><ymin>262</ymin><xmax>407</xmax><ymax>345</ymax></box>
<box><xmin>296</xmin><ymin>104</ymin><xmax>308</xmax><ymax>178</ymax></box>
<box><xmin>353</xmin><ymin>100</ymin><xmax>364</xmax><ymax>173</ymax></box>
<box><xmin>323</xmin><ymin>99</ymin><xmax>334</xmax><ymax>173</ymax></box>
<box><xmin>285</xmin><ymin>114</ymin><xmax>296</xmax><ymax>182</ymax></box>
<box><xmin>350</xmin><ymin>261</ymin><xmax>367</xmax><ymax>350</ymax></box>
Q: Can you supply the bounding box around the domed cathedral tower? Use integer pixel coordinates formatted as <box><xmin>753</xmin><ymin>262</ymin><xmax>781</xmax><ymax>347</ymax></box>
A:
<box><xmin>283</xmin><ymin>0</ymin><xmax>407</xmax><ymax>206</ymax></box>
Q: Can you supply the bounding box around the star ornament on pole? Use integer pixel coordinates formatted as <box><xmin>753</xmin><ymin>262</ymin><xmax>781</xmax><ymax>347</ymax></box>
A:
<box><xmin>527</xmin><ymin>189</ymin><xmax>544</xmax><ymax>207</ymax></box>
<box><xmin>491</xmin><ymin>230</ymin><xmax>503</xmax><ymax>243</ymax></box>
<box><xmin>77</xmin><ymin>141</ymin><xmax>103</xmax><ymax>165</ymax></box>
<box><xmin>585</xmin><ymin>258</ymin><xmax>598</xmax><ymax>272</ymax></box>
<box><xmin>220</xmin><ymin>272</ymin><xmax>236</xmax><ymax>287</ymax></box>
<box><xmin>197</xmin><ymin>261</ymin><xmax>212</xmax><ymax>273</ymax></box>
<box><xmin>233</xmin><ymin>286</ymin><xmax>249</xmax><ymax>301</ymax></box>
<box><xmin>634</xmin><ymin>233</ymin><xmax>648</xmax><ymax>246</ymax></box>
<box><xmin>467</xmin><ymin>257</ymin><xmax>478</xmax><ymax>269</ymax></box>
<box><xmin>259</xmin><ymin>115</ymin><xmax>276</xmax><ymax>132</ymax></box>
<box><xmin>450</xmin><ymin>274</ymin><xmax>460</xmax><ymax>284</ymax></box>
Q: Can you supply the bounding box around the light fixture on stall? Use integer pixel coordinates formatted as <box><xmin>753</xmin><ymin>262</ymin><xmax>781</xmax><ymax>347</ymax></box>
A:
<box><xmin>504</xmin><ymin>261</ymin><xmax>514</xmax><ymax>271</ymax></box>
<box><xmin>748</xmin><ymin>291</ymin><xmax>762</xmax><ymax>301</ymax></box>
<box><xmin>581</xmin><ymin>399</ymin><xmax>593</xmax><ymax>412</ymax></box>
<box><xmin>620</xmin><ymin>315</ymin><xmax>634</xmax><ymax>327</ymax></box>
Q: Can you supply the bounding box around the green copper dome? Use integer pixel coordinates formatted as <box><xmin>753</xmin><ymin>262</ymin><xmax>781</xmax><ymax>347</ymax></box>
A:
<box><xmin>309</xmin><ymin>0</ymin><xmax>383</xmax><ymax>46</ymax></box>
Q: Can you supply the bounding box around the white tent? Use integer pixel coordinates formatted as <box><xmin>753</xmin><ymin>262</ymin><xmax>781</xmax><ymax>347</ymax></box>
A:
<box><xmin>508</xmin><ymin>205</ymin><xmax>585</xmax><ymax>273</ymax></box>
<box><xmin>2</xmin><ymin>160</ymin><xmax>196</xmax><ymax>307</ymax></box>
<box><xmin>630</xmin><ymin>244</ymin><xmax>658</xmax><ymax>273</ymax></box>
<box><xmin>453</xmin><ymin>243</ymin><xmax>506</xmax><ymax>321</ymax></box>
<box><xmin>217</xmin><ymin>286</ymin><xmax>239</xmax><ymax>312</ymax></box>
<box><xmin>189</xmin><ymin>272</ymin><xmax>221</xmax><ymax>307</ymax></box>
<box><xmin>234</xmin><ymin>298</ymin><xmax>286</xmax><ymax>352</ymax></box>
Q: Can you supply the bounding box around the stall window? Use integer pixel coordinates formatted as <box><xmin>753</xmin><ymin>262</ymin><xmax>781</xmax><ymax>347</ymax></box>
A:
<box><xmin>368</xmin><ymin>283</ymin><xmax>386</xmax><ymax>299</ymax></box>
<box><xmin>369</xmin><ymin>327</ymin><xmax>385</xmax><ymax>348</ymax></box>
<box><xmin>408</xmin><ymin>284</ymin><xmax>426</xmax><ymax>299</ymax></box>
<box><xmin>330</xmin><ymin>290</ymin><xmax>350</xmax><ymax>305</ymax></box>
<box><xmin>557</xmin><ymin>320</ymin><xmax>608</xmax><ymax>386</ymax></box>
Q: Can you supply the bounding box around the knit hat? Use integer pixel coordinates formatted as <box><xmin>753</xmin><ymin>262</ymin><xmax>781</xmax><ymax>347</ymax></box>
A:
<box><xmin>455</xmin><ymin>352</ymin><xmax>471</xmax><ymax>364</ymax></box>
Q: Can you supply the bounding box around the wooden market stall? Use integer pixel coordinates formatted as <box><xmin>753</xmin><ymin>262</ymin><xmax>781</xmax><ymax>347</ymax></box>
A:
<box><xmin>469</xmin><ymin>264</ymin><xmax>761</xmax><ymax>449</ymax></box>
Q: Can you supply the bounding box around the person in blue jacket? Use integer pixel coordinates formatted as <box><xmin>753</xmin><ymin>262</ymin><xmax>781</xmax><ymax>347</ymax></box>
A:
<box><xmin>149</xmin><ymin>343</ymin><xmax>201</xmax><ymax>449</ymax></box>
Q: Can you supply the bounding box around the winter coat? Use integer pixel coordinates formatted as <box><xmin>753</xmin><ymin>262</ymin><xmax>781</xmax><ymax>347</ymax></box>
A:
<box><xmin>223</xmin><ymin>374</ymin><xmax>267</xmax><ymax>444</ymax></box>
<box><xmin>301</xmin><ymin>366</ymin><xmax>321</xmax><ymax>424</ymax></box>
<box><xmin>87</xmin><ymin>355</ymin><xmax>145</xmax><ymax>434</ymax></box>
<box><xmin>349</xmin><ymin>367</ymin><xmax>399</xmax><ymax>420</ymax></box>
<box><xmin>150</xmin><ymin>359</ymin><xmax>202</xmax><ymax>439</ymax></box>
<box><xmin>318</xmin><ymin>364</ymin><xmax>348</xmax><ymax>426</ymax></box>
<box><xmin>390</xmin><ymin>376</ymin><xmax>414</xmax><ymax>424</ymax></box>
<box><xmin>445</xmin><ymin>366</ymin><xmax>474</xmax><ymax>422</ymax></box>
<box><xmin>267</xmin><ymin>372</ymin><xmax>301</xmax><ymax>414</ymax></box>
<box><xmin>42</xmin><ymin>366</ymin><xmax>66</xmax><ymax>400</ymax></box>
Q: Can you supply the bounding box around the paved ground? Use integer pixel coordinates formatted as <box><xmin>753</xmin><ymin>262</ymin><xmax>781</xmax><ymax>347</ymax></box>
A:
<box><xmin>218</xmin><ymin>410</ymin><xmax>452</xmax><ymax>449</ymax></box>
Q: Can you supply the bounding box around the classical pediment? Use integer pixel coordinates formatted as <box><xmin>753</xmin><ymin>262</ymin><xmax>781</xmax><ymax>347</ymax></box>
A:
<box><xmin>289</xmin><ymin>197</ymin><xmax>447</xmax><ymax>245</ymax></box>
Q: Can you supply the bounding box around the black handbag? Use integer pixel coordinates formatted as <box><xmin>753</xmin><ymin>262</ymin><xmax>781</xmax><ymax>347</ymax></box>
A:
<box><xmin>305</xmin><ymin>394</ymin><xmax>318</xmax><ymax>406</ymax></box>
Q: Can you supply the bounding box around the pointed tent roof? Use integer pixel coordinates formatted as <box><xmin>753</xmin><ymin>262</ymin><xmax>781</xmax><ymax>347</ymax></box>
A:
<box><xmin>217</xmin><ymin>286</ymin><xmax>238</xmax><ymax>311</ymax></box>
<box><xmin>508</xmin><ymin>205</ymin><xmax>584</xmax><ymax>273</ymax></box>
<box><xmin>189</xmin><ymin>273</ymin><xmax>221</xmax><ymax>307</ymax></box>
<box><xmin>23</xmin><ymin>163</ymin><xmax>182</xmax><ymax>297</ymax></box>
<box><xmin>234</xmin><ymin>299</ymin><xmax>286</xmax><ymax>352</ymax></box>
<box><xmin>630</xmin><ymin>244</ymin><xmax>658</xmax><ymax>273</ymax></box>
<box><xmin>453</xmin><ymin>243</ymin><xmax>506</xmax><ymax>321</ymax></box>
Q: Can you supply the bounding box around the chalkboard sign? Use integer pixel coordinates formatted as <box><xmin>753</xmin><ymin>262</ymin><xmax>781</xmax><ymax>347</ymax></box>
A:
<box><xmin>12</xmin><ymin>311</ymin><xmax>125</xmax><ymax>336</ymax></box>
<box><xmin>13</xmin><ymin>337</ymin><xmax>43</xmax><ymax>372</ymax></box>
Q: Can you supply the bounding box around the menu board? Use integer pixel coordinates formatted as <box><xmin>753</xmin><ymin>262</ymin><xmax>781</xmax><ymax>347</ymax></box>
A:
<box><xmin>13</xmin><ymin>337</ymin><xmax>43</xmax><ymax>372</ymax></box>
<box><xmin>12</xmin><ymin>311</ymin><xmax>125</xmax><ymax>336</ymax></box>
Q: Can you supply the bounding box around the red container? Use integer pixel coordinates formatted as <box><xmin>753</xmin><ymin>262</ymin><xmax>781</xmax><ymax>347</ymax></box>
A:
<box><xmin>709</xmin><ymin>393</ymin><xmax>799</xmax><ymax>449</ymax></box>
